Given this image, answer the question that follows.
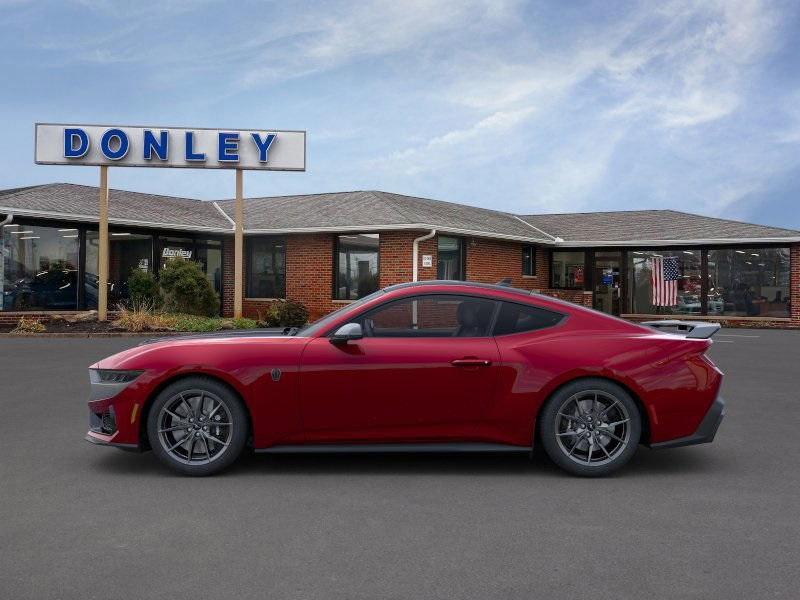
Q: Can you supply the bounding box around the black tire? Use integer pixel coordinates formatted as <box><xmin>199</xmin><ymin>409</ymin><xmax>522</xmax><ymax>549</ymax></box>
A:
<box><xmin>538</xmin><ymin>378</ymin><xmax>641</xmax><ymax>477</ymax></box>
<box><xmin>147</xmin><ymin>376</ymin><xmax>248</xmax><ymax>476</ymax></box>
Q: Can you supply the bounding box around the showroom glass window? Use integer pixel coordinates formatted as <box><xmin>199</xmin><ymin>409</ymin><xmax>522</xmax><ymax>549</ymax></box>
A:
<box><xmin>522</xmin><ymin>245</ymin><xmax>536</xmax><ymax>276</ymax></box>
<box><xmin>196</xmin><ymin>239</ymin><xmax>223</xmax><ymax>297</ymax></box>
<box><xmin>246</xmin><ymin>237</ymin><xmax>285</xmax><ymax>298</ymax></box>
<box><xmin>628</xmin><ymin>249</ymin><xmax>702</xmax><ymax>315</ymax></box>
<box><xmin>707</xmin><ymin>248</ymin><xmax>790</xmax><ymax>318</ymax></box>
<box><xmin>85</xmin><ymin>230</ymin><xmax>154</xmax><ymax>309</ymax></box>
<box><xmin>437</xmin><ymin>236</ymin><xmax>464</xmax><ymax>280</ymax></box>
<box><xmin>335</xmin><ymin>234</ymin><xmax>379</xmax><ymax>300</ymax></box>
<box><xmin>550</xmin><ymin>251</ymin><xmax>585</xmax><ymax>289</ymax></box>
<box><xmin>1</xmin><ymin>223</ymin><xmax>80</xmax><ymax>310</ymax></box>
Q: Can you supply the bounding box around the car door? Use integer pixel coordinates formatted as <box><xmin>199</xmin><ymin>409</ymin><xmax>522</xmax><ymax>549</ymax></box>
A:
<box><xmin>298</xmin><ymin>293</ymin><xmax>501</xmax><ymax>443</ymax></box>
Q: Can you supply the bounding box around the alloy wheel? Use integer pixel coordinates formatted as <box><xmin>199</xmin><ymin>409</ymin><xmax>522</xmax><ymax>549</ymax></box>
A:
<box><xmin>156</xmin><ymin>389</ymin><xmax>234</xmax><ymax>465</ymax></box>
<box><xmin>554</xmin><ymin>390</ymin><xmax>631</xmax><ymax>466</ymax></box>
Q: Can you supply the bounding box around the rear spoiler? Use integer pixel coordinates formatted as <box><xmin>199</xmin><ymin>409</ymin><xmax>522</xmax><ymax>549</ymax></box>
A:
<box><xmin>640</xmin><ymin>320</ymin><xmax>721</xmax><ymax>339</ymax></box>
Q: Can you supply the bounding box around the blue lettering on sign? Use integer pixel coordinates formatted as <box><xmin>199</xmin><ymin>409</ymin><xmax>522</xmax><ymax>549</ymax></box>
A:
<box><xmin>100</xmin><ymin>128</ymin><xmax>129</xmax><ymax>160</ymax></box>
<box><xmin>63</xmin><ymin>128</ymin><xmax>89</xmax><ymax>158</ymax></box>
<box><xmin>143</xmin><ymin>130</ymin><xmax>168</xmax><ymax>160</ymax></box>
<box><xmin>218</xmin><ymin>132</ymin><xmax>239</xmax><ymax>162</ymax></box>
<box><xmin>185</xmin><ymin>131</ymin><xmax>205</xmax><ymax>161</ymax></box>
<box><xmin>251</xmin><ymin>133</ymin><xmax>276</xmax><ymax>162</ymax></box>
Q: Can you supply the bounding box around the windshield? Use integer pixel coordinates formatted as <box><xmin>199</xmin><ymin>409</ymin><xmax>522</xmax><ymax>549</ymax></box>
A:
<box><xmin>298</xmin><ymin>289</ymin><xmax>386</xmax><ymax>336</ymax></box>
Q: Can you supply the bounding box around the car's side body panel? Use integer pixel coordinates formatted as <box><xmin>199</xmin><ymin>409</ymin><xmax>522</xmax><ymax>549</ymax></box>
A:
<box><xmin>298</xmin><ymin>335</ymin><xmax>501</xmax><ymax>443</ymax></box>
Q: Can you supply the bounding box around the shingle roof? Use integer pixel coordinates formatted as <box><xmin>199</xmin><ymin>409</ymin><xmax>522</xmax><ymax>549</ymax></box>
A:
<box><xmin>520</xmin><ymin>210</ymin><xmax>800</xmax><ymax>244</ymax></box>
<box><xmin>1</xmin><ymin>183</ymin><xmax>798</xmax><ymax>244</ymax></box>
<box><xmin>0</xmin><ymin>183</ymin><xmax>230</xmax><ymax>232</ymax></box>
<box><xmin>215</xmin><ymin>190</ymin><xmax>550</xmax><ymax>242</ymax></box>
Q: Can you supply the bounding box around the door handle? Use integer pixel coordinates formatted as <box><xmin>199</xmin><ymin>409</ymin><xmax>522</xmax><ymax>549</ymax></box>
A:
<box><xmin>451</xmin><ymin>358</ymin><xmax>492</xmax><ymax>367</ymax></box>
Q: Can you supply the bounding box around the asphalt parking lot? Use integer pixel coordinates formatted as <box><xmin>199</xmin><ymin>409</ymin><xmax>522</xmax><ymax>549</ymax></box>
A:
<box><xmin>1</xmin><ymin>330</ymin><xmax>798</xmax><ymax>599</ymax></box>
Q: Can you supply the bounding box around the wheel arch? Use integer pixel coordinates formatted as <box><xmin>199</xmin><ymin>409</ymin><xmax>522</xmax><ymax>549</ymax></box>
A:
<box><xmin>138</xmin><ymin>372</ymin><xmax>253</xmax><ymax>450</ymax></box>
<box><xmin>533</xmin><ymin>375</ymin><xmax>651</xmax><ymax>446</ymax></box>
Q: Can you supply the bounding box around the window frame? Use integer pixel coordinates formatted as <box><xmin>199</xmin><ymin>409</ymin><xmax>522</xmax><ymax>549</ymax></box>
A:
<box><xmin>245</xmin><ymin>235</ymin><xmax>286</xmax><ymax>299</ymax></box>
<box><xmin>332</xmin><ymin>292</ymin><xmax>501</xmax><ymax>339</ymax></box>
<box><xmin>332</xmin><ymin>233</ymin><xmax>380</xmax><ymax>301</ymax></box>
<box><xmin>436</xmin><ymin>235</ymin><xmax>466</xmax><ymax>281</ymax></box>
<box><xmin>492</xmin><ymin>300</ymin><xmax>566</xmax><ymax>337</ymax></box>
<box><xmin>522</xmin><ymin>245</ymin><xmax>536</xmax><ymax>277</ymax></box>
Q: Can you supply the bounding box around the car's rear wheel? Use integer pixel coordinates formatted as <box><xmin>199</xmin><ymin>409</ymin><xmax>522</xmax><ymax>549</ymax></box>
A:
<box><xmin>147</xmin><ymin>376</ymin><xmax>248</xmax><ymax>476</ymax></box>
<box><xmin>539</xmin><ymin>378</ymin><xmax>641</xmax><ymax>477</ymax></box>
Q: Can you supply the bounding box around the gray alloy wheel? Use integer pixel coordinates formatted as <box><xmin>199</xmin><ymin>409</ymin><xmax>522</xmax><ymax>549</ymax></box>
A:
<box><xmin>539</xmin><ymin>378</ymin><xmax>641</xmax><ymax>477</ymax></box>
<box><xmin>147</xmin><ymin>377</ymin><xmax>247</xmax><ymax>476</ymax></box>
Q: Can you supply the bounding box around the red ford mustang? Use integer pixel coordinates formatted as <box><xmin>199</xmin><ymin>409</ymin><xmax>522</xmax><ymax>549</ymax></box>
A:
<box><xmin>86</xmin><ymin>281</ymin><xmax>724</xmax><ymax>476</ymax></box>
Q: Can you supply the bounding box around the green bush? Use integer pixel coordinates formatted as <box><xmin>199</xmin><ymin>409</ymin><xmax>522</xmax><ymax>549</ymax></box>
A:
<box><xmin>258</xmin><ymin>299</ymin><xmax>309</xmax><ymax>328</ymax></box>
<box><xmin>231</xmin><ymin>317</ymin><xmax>258</xmax><ymax>329</ymax></box>
<box><xmin>159</xmin><ymin>259</ymin><xmax>220</xmax><ymax>317</ymax></box>
<box><xmin>127</xmin><ymin>269</ymin><xmax>161</xmax><ymax>308</ymax></box>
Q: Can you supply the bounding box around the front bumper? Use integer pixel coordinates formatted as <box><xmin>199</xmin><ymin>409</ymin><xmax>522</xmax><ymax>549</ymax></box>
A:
<box><xmin>650</xmin><ymin>396</ymin><xmax>725</xmax><ymax>449</ymax></box>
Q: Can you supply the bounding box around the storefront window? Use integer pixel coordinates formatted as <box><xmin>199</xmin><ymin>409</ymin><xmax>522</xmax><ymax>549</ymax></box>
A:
<box><xmin>629</xmin><ymin>249</ymin><xmax>702</xmax><ymax>315</ymax></box>
<box><xmin>2</xmin><ymin>223</ymin><xmax>80</xmax><ymax>310</ymax></box>
<box><xmin>85</xmin><ymin>230</ymin><xmax>154</xmax><ymax>308</ymax></box>
<box><xmin>197</xmin><ymin>240</ymin><xmax>223</xmax><ymax>298</ymax></box>
<box><xmin>437</xmin><ymin>236</ymin><xmax>464</xmax><ymax>280</ymax></box>
<box><xmin>246</xmin><ymin>237</ymin><xmax>285</xmax><ymax>298</ymax></box>
<box><xmin>551</xmin><ymin>251</ymin><xmax>585</xmax><ymax>289</ymax></box>
<box><xmin>707</xmin><ymin>248</ymin><xmax>790</xmax><ymax>318</ymax></box>
<box><xmin>335</xmin><ymin>234</ymin><xmax>379</xmax><ymax>300</ymax></box>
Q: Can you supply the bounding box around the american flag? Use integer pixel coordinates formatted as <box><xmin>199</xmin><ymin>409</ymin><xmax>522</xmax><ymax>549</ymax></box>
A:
<box><xmin>651</xmin><ymin>256</ymin><xmax>679</xmax><ymax>306</ymax></box>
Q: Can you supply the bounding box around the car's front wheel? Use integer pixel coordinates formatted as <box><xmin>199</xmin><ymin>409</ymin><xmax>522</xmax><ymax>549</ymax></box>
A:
<box><xmin>539</xmin><ymin>378</ymin><xmax>641</xmax><ymax>477</ymax></box>
<box><xmin>147</xmin><ymin>376</ymin><xmax>248</xmax><ymax>476</ymax></box>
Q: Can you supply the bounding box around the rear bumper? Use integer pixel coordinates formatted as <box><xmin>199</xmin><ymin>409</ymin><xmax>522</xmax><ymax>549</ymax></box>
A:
<box><xmin>649</xmin><ymin>396</ymin><xmax>725</xmax><ymax>449</ymax></box>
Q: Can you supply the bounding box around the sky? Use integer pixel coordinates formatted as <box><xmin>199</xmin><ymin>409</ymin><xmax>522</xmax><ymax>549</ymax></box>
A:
<box><xmin>0</xmin><ymin>0</ymin><xmax>799</xmax><ymax>228</ymax></box>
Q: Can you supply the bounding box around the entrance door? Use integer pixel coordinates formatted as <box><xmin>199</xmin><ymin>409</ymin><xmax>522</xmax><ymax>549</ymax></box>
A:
<box><xmin>593</xmin><ymin>251</ymin><xmax>622</xmax><ymax>315</ymax></box>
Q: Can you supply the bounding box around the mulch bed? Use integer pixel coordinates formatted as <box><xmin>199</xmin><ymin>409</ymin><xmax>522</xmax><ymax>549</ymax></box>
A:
<box><xmin>0</xmin><ymin>316</ymin><xmax>169</xmax><ymax>335</ymax></box>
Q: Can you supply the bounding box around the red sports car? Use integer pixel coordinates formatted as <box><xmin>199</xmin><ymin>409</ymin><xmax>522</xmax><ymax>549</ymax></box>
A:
<box><xmin>86</xmin><ymin>281</ymin><xmax>724</xmax><ymax>476</ymax></box>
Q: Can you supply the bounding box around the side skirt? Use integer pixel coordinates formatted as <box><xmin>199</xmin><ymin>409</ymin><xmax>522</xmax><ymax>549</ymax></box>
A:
<box><xmin>255</xmin><ymin>442</ymin><xmax>531</xmax><ymax>454</ymax></box>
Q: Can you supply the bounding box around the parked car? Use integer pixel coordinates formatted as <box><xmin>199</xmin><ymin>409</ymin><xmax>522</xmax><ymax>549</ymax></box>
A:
<box><xmin>85</xmin><ymin>281</ymin><xmax>724</xmax><ymax>477</ymax></box>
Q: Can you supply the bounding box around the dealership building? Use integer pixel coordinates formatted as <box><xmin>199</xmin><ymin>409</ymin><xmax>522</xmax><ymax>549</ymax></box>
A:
<box><xmin>1</xmin><ymin>182</ymin><xmax>799</xmax><ymax>328</ymax></box>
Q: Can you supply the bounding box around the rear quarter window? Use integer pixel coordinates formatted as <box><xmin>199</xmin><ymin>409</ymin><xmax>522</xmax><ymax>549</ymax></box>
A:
<box><xmin>493</xmin><ymin>301</ymin><xmax>564</xmax><ymax>336</ymax></box>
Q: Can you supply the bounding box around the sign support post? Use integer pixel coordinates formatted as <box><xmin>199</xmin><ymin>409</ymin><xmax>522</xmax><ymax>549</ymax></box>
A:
<box><xmin>98</xmin><ymin>166</ymin><xmax>109</xmax><ymax>321</ymax></box>
<box><xmin>234</xmin><ymin>168</ymin><xmax>244</xmax><ymax>319</ymax></box>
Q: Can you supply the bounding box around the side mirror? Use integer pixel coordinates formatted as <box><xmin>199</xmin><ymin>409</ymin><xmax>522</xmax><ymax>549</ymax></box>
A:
<box><xmin>330</xmin><ymin>322</ymin><xmax>363</xmax><ymax>344</ymax></box>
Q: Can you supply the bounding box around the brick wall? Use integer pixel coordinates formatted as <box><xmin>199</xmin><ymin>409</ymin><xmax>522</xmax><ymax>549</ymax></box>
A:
<box><xmin>464</xmin><ymin>236</ymin><xmax>548</xmax><ymax>290</ymax></box>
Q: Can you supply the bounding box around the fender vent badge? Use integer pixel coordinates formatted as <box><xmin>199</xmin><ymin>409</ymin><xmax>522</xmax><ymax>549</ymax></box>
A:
<box><xmin>270</xmin><ymin>368</ymin><xmax>282</xmax><ymax>382</ymax></box>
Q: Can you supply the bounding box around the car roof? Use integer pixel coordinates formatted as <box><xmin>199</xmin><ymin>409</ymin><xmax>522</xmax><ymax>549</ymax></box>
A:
<box><xmin>384</xmin><ymin>280</ymin><xmax>536</xmax><ymax>299</ymax></box>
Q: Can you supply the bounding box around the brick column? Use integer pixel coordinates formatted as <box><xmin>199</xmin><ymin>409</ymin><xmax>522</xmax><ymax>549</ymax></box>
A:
<box><xmin>791</xmin><ymin>244</ymin><xmax>800</xmax><ymax>325</ymax></box>
<box><xmin>221</xmin><ymin>237</ymin><xmax>235</xmax><ymax>317</ymax></box>
<box><xmin>379</xmin><ymin>231</ymin><xmax>437</xmax><ymax>287</ymax></box>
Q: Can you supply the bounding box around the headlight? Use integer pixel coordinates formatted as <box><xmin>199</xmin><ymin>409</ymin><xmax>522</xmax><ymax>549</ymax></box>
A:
<box><xmin>90</xmin><ymin>369</ymin><xmax>144</xmax><ymax>384</ymax></box>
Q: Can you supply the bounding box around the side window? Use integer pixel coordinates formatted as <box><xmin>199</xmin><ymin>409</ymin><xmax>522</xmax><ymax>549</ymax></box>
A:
<box><xmin>360</xmin><ymin>294</ymin><xmax>497</xmax><ymax>338</ymax></box>
<box><xmin>493</xmin><ymin>301</ymin><xmax>563</xmax><ymax>336</ymax></box>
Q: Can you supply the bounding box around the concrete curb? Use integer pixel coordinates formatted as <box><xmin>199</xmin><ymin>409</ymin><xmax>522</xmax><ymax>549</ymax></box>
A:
<box><xmin>0</xmin><ymin>332</ymin><xmax>183</xmax><ymax>338</ymax></box>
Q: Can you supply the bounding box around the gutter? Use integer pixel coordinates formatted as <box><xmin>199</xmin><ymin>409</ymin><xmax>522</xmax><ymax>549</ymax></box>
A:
<box><xmin>412</xmin><ymin>229</ymin><xmax>437</xmax><ymax>281</ymax></box>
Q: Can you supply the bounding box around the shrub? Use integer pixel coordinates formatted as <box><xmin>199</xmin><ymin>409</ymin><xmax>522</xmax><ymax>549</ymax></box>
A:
<box><xmin>11</xmin><ymin>316</ymin><xmax>45</xmax><ymax>334</ymax></box>
<box><xmin>258</xmin><ymin>299</ymin><xmax>309</xmax><ymax>328</ymax></box>
<box><xmin>231</xmin><ymin>317</ymin><xmax>258</xmax><ymax>329</ymax></box>
<box><xmin>127</xmin><ymin>269</ymin><xmax>161</xmax><ymax>308</ymax></box>
<box><xmin>169</xmin><ymin>314</ymin><xmax>222</xmax><ymax>332</ymax></box>
<box><xmin>159</xmin><ymin>259</ymin><xmax>219</xmax><ymax>317</ymax></box>
<box><xmin>114</xmin><ymin>303</ymin><xmax>173</xmax><ymax>332</ymax></box>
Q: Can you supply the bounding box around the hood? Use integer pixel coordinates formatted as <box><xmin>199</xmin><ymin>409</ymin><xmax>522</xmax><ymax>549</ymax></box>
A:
<box><xmin>137</xmin><ymin>327</ymin><xmax>296</xmax><ymax>346</ymax></box>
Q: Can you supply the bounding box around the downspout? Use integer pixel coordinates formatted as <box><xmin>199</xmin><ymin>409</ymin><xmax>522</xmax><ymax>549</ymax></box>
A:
<box><xmin>412</xmin><ymin>229</ymin><xmax>437</xmax><ymax>282</ymax></box>
<box><xmin>0</xmin><ymin>213</ymin><xmax>12</xmax><ymax>227</ymax></box>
